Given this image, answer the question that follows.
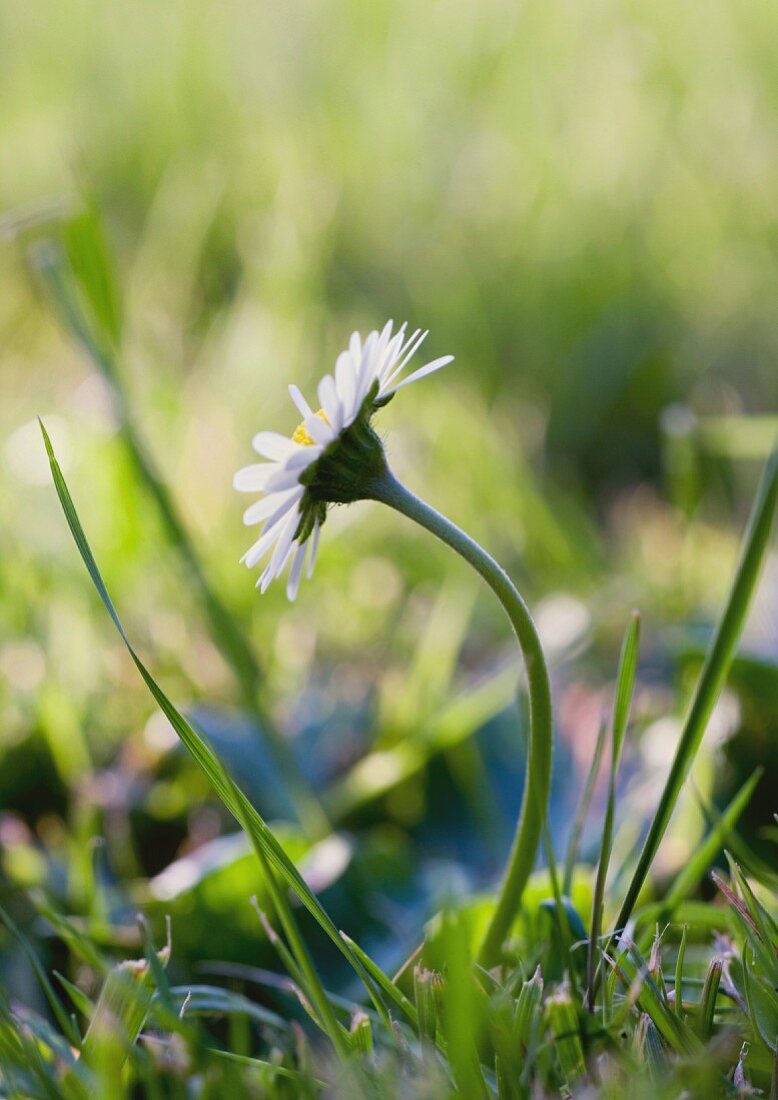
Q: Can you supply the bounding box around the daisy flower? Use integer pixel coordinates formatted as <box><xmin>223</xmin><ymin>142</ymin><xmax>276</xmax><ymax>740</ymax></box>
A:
<box><xmin>234</xmin><ymin>321</ymin><xmax>453</xmax><ymax>599</ymax></box>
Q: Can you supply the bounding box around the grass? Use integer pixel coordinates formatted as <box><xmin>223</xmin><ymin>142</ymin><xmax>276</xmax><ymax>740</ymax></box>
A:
<box><xmin>2</xmin><ymin>4</ymin><xmax>778</xmax><ymax>1093</ymax></box>
<box><xmin>2</xmin><ymin>238</ymin><xmax>773</xmax><ymax>1090</ymax></box>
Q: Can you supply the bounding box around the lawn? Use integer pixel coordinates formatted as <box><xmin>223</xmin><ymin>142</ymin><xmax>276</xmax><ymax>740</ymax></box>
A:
<box><xmin>0</xmin><ymin>2</ymin><xmax>777</xmax><ymax>1096</ymax></box>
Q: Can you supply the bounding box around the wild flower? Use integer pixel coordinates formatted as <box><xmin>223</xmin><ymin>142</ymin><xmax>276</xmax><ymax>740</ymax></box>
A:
<box><xmin>234</xmin><ymin>321</ymin><xmax>453</xmax><ymax>598</ymax></box>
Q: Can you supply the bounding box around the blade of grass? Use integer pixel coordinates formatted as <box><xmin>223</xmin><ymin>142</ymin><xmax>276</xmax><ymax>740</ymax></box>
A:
<box><xmin>34</xmin><ymin>234</ymin><xmax>329</xmax><ymax>840</ymax></box>
<box><xmin>339</xmin><ymin>933</ymin><xmax>420</xmax><ymax>1033</ymax></box>
<box><xmin>438</xmin><ymin>911</ymin><xmax>490</xmax><ymax>1100</ymax></box>
<box><xmin>728</xmin><ymin>855</ymin><xmax>778</xmax><ymax>938</ymax></box>
<box><xmin>0</xmin><ymin>905</ymin><xmax>80</xmax><ymax>1047</ymax></box>
<box><xmin>674</xmin><ymin>925</ymin><xmax>687</xmax><ymax>1017</ymax></box>
<box><xmin>54</xmin><ymin>972</ymin><xmax>96</xmax><ymax>1021</ymax></box>
<box><xmin>634</xmin><ymin>768</ymin><xmax>763</xmax><ymax>945</ymax></box>
<box><xmin>666</xmin><ymin>770</ymin><xmax>763</xmax><ymax>912</ymax></box>
<box><xmin>225</xmin><ymin>770</ymin><xmax>350</xmax><ymax>1060</ymax></box>
<box><xmin>40</xmin><ymin>419</ymin><xmax>392</xmax><ymax>1003</ymax></box>
<box><xmin>542</xmin><ymin>826</ymin><xmax>582</xmax><ymax>999</ymax></box>
<box><xmin>696</xmin><ymin>957</ymin><xmax>723</xmax><ymax>1041</ymax></box>
<box><xmin>611</xmin><ymin>448</ymin><xmax>778</xmax><ymax>949</ymax></box>
<box><xmin>586</xmin><ymin>611</ymin><xmax>641</xmax><ymax>1009</ymax></box>
<box><xmin>562</xmin><ymin>717</ymin><xmax>608</xmax><ymax>895</ymax></box>
<box><xmin>251</xmin><ymin>903</ymin><xmax>308</xmax><ymax>999</ymax></box>
<box><xmin>207</xmin><ymin>1048</ymin><xmax>326</xmax><ymax>1089</ymax></box>
<box><xmin>34</xmin><ymin>898</ymin><xmax>108</xmax><ymax>973</ymax></box>
<box><xmin>622</xmin><ymin>942</ymin><xmax>701</xmax><ymax>1056</ymax></box>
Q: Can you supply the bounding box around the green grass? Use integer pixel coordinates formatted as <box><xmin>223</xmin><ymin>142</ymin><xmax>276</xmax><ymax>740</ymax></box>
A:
<box><xmin>11</xmin><ymin>358</ymin><xmax>773</xmax><ymax>1095</ymax></box>
<box><xmin>2</xmin><ymin>3</ymin><xmax>778</xmax><ymax>1094</ymax></box>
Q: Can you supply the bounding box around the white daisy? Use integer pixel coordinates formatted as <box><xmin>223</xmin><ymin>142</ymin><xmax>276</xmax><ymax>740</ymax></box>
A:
<box><xmin>234</xmin><ymin>321</ymin><xmax>453</xmax><ymax>600</ymax></box>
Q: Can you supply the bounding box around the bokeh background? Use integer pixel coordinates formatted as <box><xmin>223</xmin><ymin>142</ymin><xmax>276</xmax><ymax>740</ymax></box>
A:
<box><xmin>0</xmin><ymin>0</ymin><xmax>776</xmax><ymax>996</ymax></box>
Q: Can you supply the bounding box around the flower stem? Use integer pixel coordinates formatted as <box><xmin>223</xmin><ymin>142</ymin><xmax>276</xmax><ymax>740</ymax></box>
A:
<box><xmin>367</xmin><ymin>469</ymin><xmax>553</xmax><ymax>967</ymax></box>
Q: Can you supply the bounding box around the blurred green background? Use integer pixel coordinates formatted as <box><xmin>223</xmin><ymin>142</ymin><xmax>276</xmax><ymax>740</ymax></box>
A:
<box><xmin>0</xmin><ymin>0</ymin><xmax>775</xmax><ymax>997</ymax></box>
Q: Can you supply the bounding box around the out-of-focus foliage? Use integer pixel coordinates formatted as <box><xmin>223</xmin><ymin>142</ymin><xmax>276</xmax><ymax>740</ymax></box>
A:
<box><xmin>0</xmin><ymin>2</ymin><xmax>776</xmax><ymax>1095</ymax></box>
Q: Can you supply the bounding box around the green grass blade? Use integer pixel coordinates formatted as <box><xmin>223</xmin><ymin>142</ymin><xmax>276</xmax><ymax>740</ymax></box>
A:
<box><xmin>207</xmin><ymin>1048</ymin><xmax>326</xmax><ymax>1089</ymax></box>
<box><xmin>611</xmin><ymin>611</ymin><xmax>641</xmax><ymax>768</ymax></box>
<box><xmin>39</xmin><ymin>420</ymin><xmax>388</xmax><ymax>999</ymax></box>
<box><xmin>62</xmin><ymin>204</ymin><xmax>123</xmax><ymax>347</ymax></box>
<box><xmin>562</xmin><ymin>717</ymin><xmax>608</xmax><ymax>895</ymax></box>
<box><xmin>634</xmin><ymin>768</ymin><xmax>763</xmax><ymax>943</ymax></box>
<box><xmin>34</xmin><ymin>234</ymin><xmax>329</xmax><ymax>840</ymax></box>
<box><xmin>438</xmin><ymin>912</ymin><xmax>490</xmax><ymax>1100</ymax></box>
<box><xmin>54</xmin><ymin>971</ymin><xmax>96</xmax><ymax>1021</ymax></box>
<box><xmin>696</xmin><ymin>957</ymin><xmax>723</xmax><ymax>1041</ymax></box>
<box><xmin>34</xmin><ymin>898</ymin><xmax>108</xmax><ymax>974</ymax></box>
<box><xmin>612</xmin><ymin>447</ymin><xmax>778</xmax><ymax>944</ymax></box>
<box><xmin>674</xmin><ymin>925</ymin><xmax>687</xmax><ymax>1017</ymax></box>
<box><xmin>339</xmin><ymin>933</ymin><xmax>420</xmax><ymax>1032</ymax></box>
<box><xmin>664</xmin><ymin>770</ymin><xmax>763</xmax><ymax>912</ymax></box>
<box><xmin>587</xmin><ymin>611</ymin><xmax>641</xmax><ymax>1008</ymax></box>
<box><xmin>541</xmin><ymin>827</ymin><xmax>583</xmax><ymax>999</ymax></box>
<box><xmin>0</xmin><ymin>906</ymin><xmax>80</xmax><ymax>1048</ymax></box>
<box><xmin>225</xmin><ymin>770</ymin><xmax>351</xmax><ymax>1059</ymax></box>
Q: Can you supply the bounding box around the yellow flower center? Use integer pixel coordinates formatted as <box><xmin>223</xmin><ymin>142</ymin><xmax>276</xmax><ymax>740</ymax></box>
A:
<box><xmin>292</xmin><ymin>408</ymin><xmax>330</xmax><ymax>446</ymax></box>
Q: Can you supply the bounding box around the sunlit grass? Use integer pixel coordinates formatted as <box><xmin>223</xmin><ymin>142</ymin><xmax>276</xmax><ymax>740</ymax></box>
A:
<box><xmin>1</xmin><ymin>2</ymin><xmax>778</xmax><ymax>1094</ymax></box>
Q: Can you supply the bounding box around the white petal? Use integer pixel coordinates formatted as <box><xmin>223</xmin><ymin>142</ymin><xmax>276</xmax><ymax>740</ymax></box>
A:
<box><xmin>288</xmin><ymin>384</ymin><xmax>313</xmax><ymax>420</ymax></box>
<box><xmin>303</xmin><ymin>413</ymin><xmax>335</xmax><ymax>447</ymax></box>
<box><xmin>378</xmin><ymin>325</ymin><xmax>406</xmax><ymax>376</ymax></box>
<box><xmin>257</xmin><ymin>522</ymin><xmax>295</xmax><ymax>592</ymax></box>
<box><xmin>349</xmin><ymin>331</ymin><xmax>362</xmax><ymax>363</ymax></box>
<box><xmin>243</xmin><ymin>488</ymin><xmax>299</xmax><ymax>526</ymax></box>
<box><xmin>264</xmin><ymin>491</ymin><xmax>303</xmax><ymax>533</ymax></box>
<box><xmin>381</xmin><ymin>329</ymin><xmax>428</xmax><ymax>391</ymax></box>
<box><xmin>241</xmin><ymin>522</ymin><xmax>282</xmax><ymax>568</ymax></box>
<box><xmin>286</xmin><ymin>540</ymin><xmax>308</xmax><ymax>601</ymax></box>
<box><xmin>354</xmin><ymin>330</ymin><xmax>379</xmax><ymax>405</ymax></box>
<box><xmin>306</xmin><ymin>518</ymin><xmax>321</xmax><ymax>579</ymax></box>
<box><xmin>370</xmin><ymin>329</ymin><xmax>386</xmax><ymax>372</ymax></box>
<box><xmin>264</xmin><ymin>463</ymin><xmax>309</xmax><ymax>493</ymax></box>
<box><xmin>242</xmin><ymin>490</ymin><xmax>303</xmax><ymax>564</ymax></box>
<box><xmin>399</xmin><ymin>325</ymin><xmax>427</xmax><ymax>361</ymax></box>
<box><xmin>376</xmin><ymin>319</ymin><xmax>394</xmax><ymax>353</ymax></box>
<box><xmin>335</xmin><ymin>351</ymin><xmax>357</xmax><ymax>424</ymax></box>
<box><xmin>258</xmin><ymin>449</ymin><xmax>318</xmax><ymax>494</ymax></box>
<box><xmin>252</xmin><ymin>431</ymin><xmax>300</xmax><ymax>461</ymax></box>
<box><xmin>269</xmin><ymin>508</ymin><xmax>299</xmax><ymax>574</ymax></box>
<box><xmin>389</xmin><ymin>355</ymin><xmax>454</xmax><ymax>393</ymax></box>
<box><xmin>258</xmin><ymin>560</ymin><xmax>277</xmax><ymax>592</ymax></box>
<box><xmin>275</xmin><ymin>446</ymin><xmax>323</xmax><ymax>473</ymax></box>
<box><xmin>261</xmin><ymin>549</ymin><xmax>289</xmax><ymax>592</ymax></box>
<box><xmin>233</xmin><ymin>462</ymin><xmax>278</xmax><ymax>492</ymax></box>
<box><xmin>317</xmin><ymin>374</ymin><xmax>342</xmax><ymax>433</ymax></box>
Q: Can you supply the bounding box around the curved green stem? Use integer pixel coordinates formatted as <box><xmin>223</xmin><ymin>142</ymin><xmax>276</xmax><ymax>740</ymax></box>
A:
<box><xmin>367</xmin><ymin>469</ymin><xmax>553</xmax><ymax>967</ymax></box>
